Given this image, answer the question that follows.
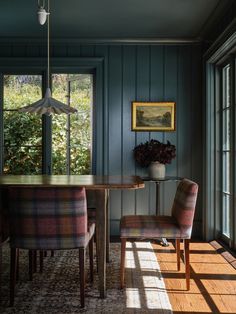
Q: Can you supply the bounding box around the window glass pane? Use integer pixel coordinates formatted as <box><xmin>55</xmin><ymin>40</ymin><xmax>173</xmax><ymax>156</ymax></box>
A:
<box><xmin>52</xmin><ymin>74</ymin><xmax>92</xmax><ymax>175</ymax></box>
<box><xmin>222</xmin><ymin>193</ymin><xmax>230</xmax><ymax>237</ymax></box>
<box><xmin>222</xmin><ymin>109</ymin><xmax>230</xmax><ymax>151</ymax></box>
<box><xmin>52</xmin><ymin>114</ymin><xmax>67</xmax><ymax>175</ymax></box>
<box><xmin>4</xmin><ymin>146</ymin><xmax>42</xmax><ymax>174</ymax></box>
<box><xmin>70</xmin><ymin>147</ymin><xmax>91</xmax><ymax>174</ymax></box>
<box><xmin>4</xmin><ymin>75</ymin><xmax>42</xmax><ymax>110</ymax></box>
<box><xmin>222</xmin><ymin>65</ymin><xmax>230</xmax><ymax>109</ymax></box>
<box><xmin>4</xmin><ymin>111</ymin><xmax>41</xmax><ymax>146</ymax></box>
<box><xmin>3</xmin><ymin>75</ymin><xmax>42</xmax><ymax>174</ymax></box>
<box><xmin>222</xmin><ymin>152</ymin><xmax>230</xmax><ymax>193</ymax></box>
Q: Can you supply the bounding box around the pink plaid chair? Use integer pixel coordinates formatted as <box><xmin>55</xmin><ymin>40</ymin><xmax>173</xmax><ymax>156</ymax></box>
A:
<box><xmin>120</xmin><ymin>178</ymin><xmax>198</xmax><ymax>290</ymax></box>
<box><xmin>8</xmin><ymin>187</ymin><xmax>95</xmax><ymax>308</ymax></box>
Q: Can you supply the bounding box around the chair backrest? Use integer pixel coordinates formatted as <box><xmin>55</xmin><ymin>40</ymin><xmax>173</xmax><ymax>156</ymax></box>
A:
<box><xmin>171</xmin><ymin>179</ymin><xmax>198</xmax><ymax>238</ymax></box>
<box><xmin>8</xmin><ymin>187</ymin><xmax>88</xmax><ymax>250</ymax></box>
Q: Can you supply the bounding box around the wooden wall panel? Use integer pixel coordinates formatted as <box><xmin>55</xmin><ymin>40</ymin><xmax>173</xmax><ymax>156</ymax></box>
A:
<box><xmin>122</xmin><ymin>46</ymin><xmax>136</xmax><ymax>216</ymax></box>
<box><xmin>162</xmin><ymin>46</ymin><xmax>178</xmax><ymax>215</ymax></box>
<box><xmin>135</xmin><ymin>46</ymin><xmax>151</xmax><ymax>215</ymax></box>
<box><xmin>108</xmin><ymin>46</ymin><xmax>122</xmax><ymax>233</ymax></box>
<box><xmin>0</xmin><ymin>42</ymin><xmax>203</xmax><ymax>236</ymax></box>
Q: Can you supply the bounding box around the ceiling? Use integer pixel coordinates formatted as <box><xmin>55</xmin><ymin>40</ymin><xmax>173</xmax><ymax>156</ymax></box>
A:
<box><xmin>0</xmin><ymin>0</ymin><xmax>231</xmax><ymax>40</ymax></box>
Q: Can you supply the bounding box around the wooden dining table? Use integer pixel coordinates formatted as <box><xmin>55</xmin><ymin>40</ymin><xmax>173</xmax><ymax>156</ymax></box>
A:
<box><xmin>0</xmin><ymin>174</ymin><xmax>144</xmax><ymax>298</ymax></box>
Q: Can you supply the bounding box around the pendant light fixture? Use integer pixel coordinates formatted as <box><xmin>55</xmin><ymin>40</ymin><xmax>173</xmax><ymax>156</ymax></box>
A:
<box><xmin>37</xmin><ymin>0</ymin><xmax>49</xmax><ymax>25</ymax></box>
<box><xmin>19</xmin><ymin>0</ymin><xmax>77</xmax><ymax>116</ymax></box>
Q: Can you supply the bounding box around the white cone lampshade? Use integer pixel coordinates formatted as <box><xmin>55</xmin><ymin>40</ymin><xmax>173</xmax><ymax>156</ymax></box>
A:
<box><xmin>19</xmin><ymin>88</ymin><xmax>77</xmax><ymax>115</ymax></box>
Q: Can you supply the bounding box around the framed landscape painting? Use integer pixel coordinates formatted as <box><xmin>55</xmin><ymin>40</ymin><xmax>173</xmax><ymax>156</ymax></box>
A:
<box><xmin>132</xmin><ymin>101</ymin><xmax>176</xmax><ymax>131</ymax></box>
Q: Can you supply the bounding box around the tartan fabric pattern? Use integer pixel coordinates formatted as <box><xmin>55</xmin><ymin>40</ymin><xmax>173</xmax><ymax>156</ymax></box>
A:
<box><xmin>8</xmin><ymin>187</ymin><xmax>95</xmax><ymax>250</ymax></box>
<box><xmin>120</xmin><ymin>178</ymin><xmax>198</xmax><ymax>239</ymax></box>
<box><xmin>171</xmin><ymin>178</ymin><xmax>198</xmax><ymax>238</ymax></box>
<box><xmin>120</xmin><ymin>215</ymin><xmax>181</xmax><ymax>238</ymax></box>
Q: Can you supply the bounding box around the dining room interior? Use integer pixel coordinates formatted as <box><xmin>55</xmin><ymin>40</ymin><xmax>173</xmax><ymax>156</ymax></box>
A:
<box><xmin>0</xmin><ymin>0</ymin><xmax>236</xmax><ymax>313</ymax></box>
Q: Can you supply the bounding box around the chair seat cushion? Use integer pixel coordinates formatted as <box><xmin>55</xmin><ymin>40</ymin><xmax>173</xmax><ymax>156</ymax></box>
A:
<box><xmin>120</xmin><ymin>215</ymin><xmax>187</xmax><ymax>239</ymax></box>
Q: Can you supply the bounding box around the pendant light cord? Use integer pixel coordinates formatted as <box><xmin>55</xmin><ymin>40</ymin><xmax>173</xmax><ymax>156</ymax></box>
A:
<box><xmin>47</xmin><ymin>0</ymin><xmax>50</xmax><ymax>89</ymax></box>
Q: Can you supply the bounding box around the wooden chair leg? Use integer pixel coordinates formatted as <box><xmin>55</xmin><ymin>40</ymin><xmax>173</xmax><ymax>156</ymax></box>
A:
<box><xmin>51</xmin><ymin>250</ymin><xmax>54</xmax><ymax>257</ymax></box>
<box><xmin>33</xmin><ymin>250</ymin><xmax>37</xmax><ymax>273</ymax></box>
<box><xmin>29</xmin><ymin>250</ymin><xmax>33</xmax><ymax>281</ymax></box>
<box><xmin>89</xmin><ymin>237</ymin><xmax>94</xmax><ymax>283</ymax></box>
<box><xmin>39</xmin><ymin>251</ymin><xmax>44</xmax><ymax>273</ymax></box>
<box><xmin>10</xmin><ymin>248</ymin><xmax>17</xmax><ymax>306</ymax></box>
<box><xmin>120</xmin><ymin>238</ymin><xmax>126</xmax><ymax>289</ymax></box>
<box><xmin>176</xmin><ymin>239</ymin><xmax>181</xmax><ymax>271</ymax></box>
<box><xmin>79</xmin><ymin>248</ymin><xmax>85</xmax><ymax>308</ymax></box>
<box><xmin>184</xmin><ymin>239</ymin><xmax>190</xmax><ymax>290</ymax></box>
<box><xmin>16</xmin><ymin>249</ymin><xmax>20</xmax><ymax>282</ymax></box>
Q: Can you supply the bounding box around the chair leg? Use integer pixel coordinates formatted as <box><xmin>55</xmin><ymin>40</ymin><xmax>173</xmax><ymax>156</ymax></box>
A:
<box><xmin>79</xmin><ymin>248</ymin><xmax>85</xmax><ymax>308</ymax></box>
<box><xmin>28</xmin><ymin>250</ymin><xmax>33</xmax><ymax>281</ymax></box>
<box><xmin>32</xmin><ymin>250</ymin><xmax>37</xmax><ymax>273</ymax></box>
<box><xmin>184</xmin><ymin>239</ymin><xmax>190</xmax><ymax>290</ymax></box>
<box><xmin>10</xmin><ymin>248</ymin><xmax>17</xmax><ymax>306</ymax></box>
<box><xmin>120</xmin><ymin>238</ymin><xmax>126</xmax><ymax>289</ymax></box>
<box><xmin>16</xmin><ymin>249</ymin><xmax>20</xmax><ymax>282</ymax></box>
<box><xmin>39</xmin><ymin>251</ymin><xmax>44</xmax><ymax>273</ymax></box>
<box><xmin>176</xmin><ymin>239</ymin><xmax>181</xmax><ymax>271</ymax></box>
<box><xmin>89</xmin><ymin>236</ymin><xmax>94</xmax><ymax>283</ymax></box>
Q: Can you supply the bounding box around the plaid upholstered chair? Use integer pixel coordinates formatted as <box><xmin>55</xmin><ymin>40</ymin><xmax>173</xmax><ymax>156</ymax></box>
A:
<box><xmin>8</xmin><ymin>187</ymin><xmax>95</xmax><ymax>308</ymax></box>
<box><xmin>120</xmin><ymin>178</ymin><xmax>198</xmax><ymax>290</ymax></box>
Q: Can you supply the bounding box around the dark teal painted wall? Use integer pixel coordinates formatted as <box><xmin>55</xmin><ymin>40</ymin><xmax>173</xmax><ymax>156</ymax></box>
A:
<box><xmin>0</xmin><ymin>42</ymin><xmax>203</xmax><ymax>237</ymax></box>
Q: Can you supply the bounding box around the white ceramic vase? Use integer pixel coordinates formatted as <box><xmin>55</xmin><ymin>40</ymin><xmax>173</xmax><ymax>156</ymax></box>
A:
<box><xmin>148</xmin><ymin>161</ymin><xmax>166</xmax><ymax>179</ymax></box>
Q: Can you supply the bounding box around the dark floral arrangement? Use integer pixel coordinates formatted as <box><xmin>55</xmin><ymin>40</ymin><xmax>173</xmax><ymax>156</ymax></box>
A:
<box><xmin>133</xmin><ymin>139</ymin><xmax>176</xmax><ymax>167</ymax></box>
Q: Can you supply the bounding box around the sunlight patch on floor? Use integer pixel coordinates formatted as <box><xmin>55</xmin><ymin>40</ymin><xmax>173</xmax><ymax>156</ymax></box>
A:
<box><xmin>125</xmin><ymin>241</ymin><xmax>173</xmax><ymax>312</ymax></box>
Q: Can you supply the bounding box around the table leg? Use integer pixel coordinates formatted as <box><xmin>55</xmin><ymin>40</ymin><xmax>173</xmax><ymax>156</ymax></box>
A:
<box><xmin>155</xmin><ymin>182</ymin><xmax>160</xmax><ymax>216</ymax></box>
<box><xmin>106</xmin><ymin>190</ymin><xmax>110</xmax><ymax>263</ymax></box>
<box><xmin>155</xmin><ymin>182</ymin><xmax>169</xmax><ymax>247</ymax></box>
<box><xmin>95</xmin><ymin>189</ymin><xmax>107</xmax><ymax>298</ymax></box>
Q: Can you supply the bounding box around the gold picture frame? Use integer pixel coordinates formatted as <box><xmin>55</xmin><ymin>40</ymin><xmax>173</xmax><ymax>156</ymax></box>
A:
<box><xmin>132</xmin><ymin>101</ymin><xmax>176</xmax><ymax>131</ymax></box>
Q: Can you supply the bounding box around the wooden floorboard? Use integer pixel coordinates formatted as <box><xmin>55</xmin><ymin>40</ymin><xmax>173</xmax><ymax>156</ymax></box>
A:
<box><xmin>152</xmin><ymin>241</ymin><xmax>236</xmax><ymax>314</ymax></box>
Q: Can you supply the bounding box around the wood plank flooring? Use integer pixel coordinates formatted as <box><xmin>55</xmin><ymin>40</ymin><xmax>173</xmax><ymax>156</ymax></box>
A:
<box><xmin>152</xmin><ymin>241</ymin><xmax>236</xmax><ymax>314</ymax></box>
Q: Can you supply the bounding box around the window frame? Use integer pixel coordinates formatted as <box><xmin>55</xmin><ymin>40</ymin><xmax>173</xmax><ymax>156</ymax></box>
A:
<box><xmin>0</xmin><ymin>57</ymin><xmax>105</xmax><ymax>176</ymax></box>
<box><xmin>205</xmin><ymin>48</ymin><xmax>236</xmax><ymax>249</ymax></box>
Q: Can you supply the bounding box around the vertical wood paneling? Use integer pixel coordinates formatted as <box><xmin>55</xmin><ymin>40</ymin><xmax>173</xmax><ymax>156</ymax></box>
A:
<box><xmin>80</xmin><ymin>45</ymin><xmax>95</xmax><ymax>57</ymax></box>
<box><xmin>67</xmin><ymin>45</ymin><xmax>81</xmax><ymax>57</ymax></box>
<box><xmin>177</xmin><ymin>46</ymin><xmax>192</xmax><ymax>178</ymax></box>
<box><xmin>108</xmin><ymin>46</ymin><xmax>122</xmax><ymax>232</ymax></box>
<box><xmin>94</xmin><ymin>45</ymin><xmax>109</xmax><ymax>175</ymax></box>
<box><xmin>0</xmin><ymin>42</ymin><xmax>202</xmax><ymax>236</ymax></box>
<box><xmin>26</xmin><ymin>45</ymin><xmax>40</xmax><ymax>57</ymax></box>
<box><xmin>12</xmin><ymin>45</ymin><xmax>26</xmax><ymax>57</ymax></box>
<box><xmin>136</xmin><ymin>46</ymin><xmax>151</xmax><ymax>215</ymax></box>
<box><xmin>150</xmin><ymin>46</ymin><xmax>165</xmax><ymax>214</ymax></box>
<box><xmin>52</xmin><ymin>45</ymin><xmax>68</xmax><ymax>57</ymax></box>
<box><xmin>122</xmin><ymin>46</ymin><xmax>136</xmax><ymax>216</ymax></box>
<box><xmin>191</xmin><ymin>45</ymin><xmax>202</xmax><ymax>227</ymax></box>
<box><xmin>0</xmin><ymin>46</ymin><xmax>12</xmax><ymax>57</ymax></box>
<box><xmin>163</xmin><ymin>46</ymin><xmax>178</xmax><ymax>215</ymax></box>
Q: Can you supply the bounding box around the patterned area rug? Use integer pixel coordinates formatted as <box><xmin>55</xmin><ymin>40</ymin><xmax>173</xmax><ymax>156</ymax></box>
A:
<box><xmin>1</xmin><ymin>242</ymin><xmax>173</xmax><ymax>313</ymax></box>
